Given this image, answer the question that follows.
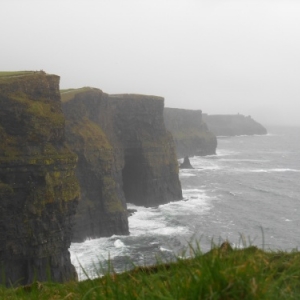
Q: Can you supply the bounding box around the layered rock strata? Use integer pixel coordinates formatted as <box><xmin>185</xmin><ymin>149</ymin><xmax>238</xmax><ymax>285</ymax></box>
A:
<box><xmin>164</xmin><ymin>108</ymin><xmax>217</xmax><ymax>158</ymax></box>
<box><xmin>62</xmin><ymin>89</ymin><xmax>182</xmax><ymax>242</ymax></box>
<box><xmin>0</xmin><ymin>71</ymin><xmax>79</xmax><ymax>285</ymax></box>
<box><xmin>202</xmin><ymin>114</ymin><xmax>267</xmax><ymax>136</ymax></box>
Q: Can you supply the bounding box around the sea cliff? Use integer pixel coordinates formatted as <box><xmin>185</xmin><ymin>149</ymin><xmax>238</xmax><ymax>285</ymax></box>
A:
<box><xmin>0</xmin><ymin>71</ymin><xmax>79</xmax><ymax>285</ymax></box>
<box><xmin>202</xmin><ymin>114</ymin><xmax>267</xmax><ymax>136</ymax></box>
<box><xmin>164</xmin><ymin>108</ymin><xmax>217</xmax><ymax>158</ymax></box>
<box><xmin>62</xmin><ymin>89</ymin><xmax>182</xmax><ymax>242</ymax></box>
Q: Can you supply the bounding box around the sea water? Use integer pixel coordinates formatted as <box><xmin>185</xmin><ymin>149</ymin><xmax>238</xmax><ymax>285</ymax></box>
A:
<box><xmin>70</xmin><ymin>126</ymin><xmax>300</xmax><ymax>280</ymax></box>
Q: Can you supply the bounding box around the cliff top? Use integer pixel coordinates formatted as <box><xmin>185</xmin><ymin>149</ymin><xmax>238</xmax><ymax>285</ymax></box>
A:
<box><xmin>165</xmin><ymin>107</ymin><xmax>202</xmax><ymax>113</ymax></box>
<box><xmin>0</xmin><ymin>71</ymin><xmax>35</xmax><ymax>77</ymax></box>
<box><xmin>0</xmin><ymin>245</ymin><xmax>298</xmax><ymax>298</ymax></box>
<box><xmin>0</xmin><ymin>70</ymin><xmax>54</xmax><ymax>83</ymax></box>
<box><xmin>60</xmin><ymin>88</ymin><xmax>164</xmax><ymax>103</ymax></box>
<box><xmin>60</xmin><ymin>87</ymin><xmax>99</xmax><ymax>103</ymax></box>
<box><xmin>109</xmin><ymin>94</ymin><xmax>163</xmax><ymax>101</ymax></box>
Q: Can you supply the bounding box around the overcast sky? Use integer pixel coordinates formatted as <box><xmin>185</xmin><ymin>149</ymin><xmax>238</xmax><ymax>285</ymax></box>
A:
<box><xmin>1</xmin><ymin>0</ymin><xmax>300</xmax><ymax>126</ymax></box>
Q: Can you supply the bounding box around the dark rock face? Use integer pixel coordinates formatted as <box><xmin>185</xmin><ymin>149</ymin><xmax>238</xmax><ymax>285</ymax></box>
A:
<box><xmin>179</xmin><ymin>156</ymin><xmax>194</xmax><ymax>169</ymax></box>
<box><xmin>202</xmin><ymin>114</ymin><xmax>267</xmax><ymax>136</ymax></box>
<box><xmin>164</xmin><ymin>108</ymin><xmax>217</xmax><ymax>158</ymax></box>
<box><xmin>62</xmin><ymin>90</ymin><xmax>182</xmax><ymax>242</ymax></box>
<box><xmin>0</xmin><ymin>72</ymin><xmax>79</xmax><ymax>285</ymax></box>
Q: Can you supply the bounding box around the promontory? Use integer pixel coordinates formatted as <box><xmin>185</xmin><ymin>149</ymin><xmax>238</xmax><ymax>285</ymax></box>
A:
<box><xmin>0</xmin><ymin>71</ymin><xmax>79</xmax><ymax>285</ymax></box>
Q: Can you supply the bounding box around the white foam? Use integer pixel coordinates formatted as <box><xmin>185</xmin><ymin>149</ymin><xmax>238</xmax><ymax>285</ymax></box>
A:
<box><xmin>187</xmin><ymin>157</ymin><xmax>223</xmax><ymax>171</ymax></box>
<box><xmin>179</xmin><ymin>172</ymin><xmax>196</xmax><ymax>177</ymax></box>
<box><xmin>215</xmin><ymin>149</ymin><xmax>240</xmax><ymax>157</ymax></box>
<box><xmin>152</xmin><ymin>226</ymin><xmax>189</xmax><ymax>236</ymax></box>
<box><xmin>159</xmin><ymin>246</ymin><xmax>173</xmax><ymax>252</ymax></box>
<box><xmin>250</xmin><ymin>168</ymin><xmax>300</xmax><ymax>173</ymax></box>
<box><xmin>114</xmin><ymin>239</ymin><xmax>125</xmax><ymax>248</ymax></box>
<box><xmin>220</xmin><ymin>159</ymin><xmax>269</xmax><ymax>163</ymax></box>
<box><xmin>70</xmin><ymin>236</ymin><xmax>130</xmax><ymax>280</ymax></box>
<box><xmin>182</xmin><ymin>188</ymin><xmax>206</xmax><ymax>193</ymax></box>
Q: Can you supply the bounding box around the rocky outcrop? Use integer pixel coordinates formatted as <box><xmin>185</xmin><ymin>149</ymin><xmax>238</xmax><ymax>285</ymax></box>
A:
<box><xmin>164</xmin><ymin>108</ymin><xmax>217</xmax><ymax>158</ymax></box>
<box><xmin>62</xmin><ymin>89</ymin><xmax>182</xmax><ymax>242</ymax></box>
<box><xmin>179</xmin><ymin>156</ymin><xmax>194</xmax><ymax>169</ymax></box>
<box><xmin>202</xmin><ymin>114</ymin><xmax>267</xmax><ymax>136</ymax></box>
<box><xmin>0</xmin><ymin>71</ymin><xmax>79</xmax><ymax>285</ymax></box>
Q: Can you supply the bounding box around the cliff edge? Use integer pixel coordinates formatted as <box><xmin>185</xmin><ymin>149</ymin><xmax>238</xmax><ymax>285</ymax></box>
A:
<box><xmin>62</xmin><ymin>89</ymin><xmax>182</xmax><ymax>242</ymax></box>
<box><xmin>0</xmin><ymin>71</ymin><xmax>79</xmax><ymax>285</ymax></box>
<box><xmin>164</xmin><ymin>108</ymin><xmax>217</xmax><ymax>158</ymax></box>
<box><xmin>202</xmin><ymin>114</ymin><xmax>267</xmax><ymax>136</ymax></box>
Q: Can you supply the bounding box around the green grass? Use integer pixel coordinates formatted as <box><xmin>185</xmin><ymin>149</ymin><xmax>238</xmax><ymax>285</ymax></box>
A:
<box><xmin>60</xmin><ymin>87</ymin><xmax>94</xmax><ymax>103</ymax></box>
<box><xmin>0</xmin><ymin>71</ymin><xmax>35</xmax><ymax>77</ymax></box>
<box><xmin>0</xmin><ymin>242</ymin><xmax>299</xmax><ymax>299</ymax></box>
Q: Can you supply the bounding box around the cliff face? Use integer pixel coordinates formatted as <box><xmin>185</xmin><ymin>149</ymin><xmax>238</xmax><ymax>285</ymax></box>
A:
<box><xmin>202</xmin><ymin>114</ymin><xmax>268</xmax><ymax>136</ymax></box>
<box><xmin>62</xmin><ymin>89</ymin><xmax>182</xmax><ymax>242</ymax></box>
<box><xmin>0</xmin><ymin>72</ymin><xmax>79</xmax><ymax>285</ymax></box>
<box><xmin>164</xmin><ymin>108</ymin><xmax>217</xmax><ymax>158</ymax></box>
<box><xmin>61</xmin><ymin>88</ymin><xmax>129</xmax><ymax>242</ymax></box>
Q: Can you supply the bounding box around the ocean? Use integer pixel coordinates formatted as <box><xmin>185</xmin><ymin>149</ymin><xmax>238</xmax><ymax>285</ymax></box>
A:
<box><xmin>70</xmin><ymin>126</ymin><xmax>300</xmax><ymax>280</ymax></box>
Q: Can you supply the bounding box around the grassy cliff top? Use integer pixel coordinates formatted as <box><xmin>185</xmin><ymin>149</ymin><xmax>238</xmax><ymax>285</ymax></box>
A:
<box><xmin>109</xmin><ymin>94</ymin><xmax>163</xmax><ymax>101</ymax></box>
<box><xmin>60</xmin><ymin>87</ymin><xmax>98</xmax><ymax>103</ymax></box>
<box><xmin>0</xmin><ymin>71</ymin><xmax>35</xmax><ymax>77</ymax></box>
<box><xmin>1</xmin><ymin>244</ymin><xmax>299</xmax><ymax>299</ymax></box>
<box><xmin>0</xmin><ymin>71</ymin><xmax>55</xmax><ymax>83</ymax></box>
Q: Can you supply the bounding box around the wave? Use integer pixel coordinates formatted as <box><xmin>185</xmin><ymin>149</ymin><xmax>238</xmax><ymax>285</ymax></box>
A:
<box><xmin>215</xmin><ymin>149</ymin><xmax>240</xmax><ymax>157</ymax></box>
<box><xmin>114</xmin><ymin>239</ymin><xmax>125</xmax><ymax>248</ymax></box>
<box><xmin>159</xmin><ymin>246</ymin><xmax>173</xmax><ymax>252</ymax></box>
<box><xmin>182</xmin><ymin>188</ymin><xmax>206</xmax><ymax>193</ymax></box>
<box><xmin>250</xmin><ymin>168</ymin><xmax>300</xmax><ymax>173</ymax></box>
<box><xmin>220</xmin><ymin>159</ymin><xmax>269</xmax><ymax>162</ymax></box>
<box><xmin>179</xmin><ymin>172</ymin><xmax>196</xmax><ymax>177</ymax></box>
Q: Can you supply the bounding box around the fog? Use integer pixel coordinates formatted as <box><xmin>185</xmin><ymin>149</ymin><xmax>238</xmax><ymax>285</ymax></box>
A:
<box><xmin>1</xmin><ymin>0</ymin><xmax>300</xmax><ymax>126</ymax></box>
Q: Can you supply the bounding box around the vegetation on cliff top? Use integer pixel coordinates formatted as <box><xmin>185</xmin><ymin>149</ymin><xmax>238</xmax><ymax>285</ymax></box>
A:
<box><xmin>61</xmin><ymin>87</ymin><xmax>96</xmax><ymax>103</ymax></box>
<box><xmin>0</xmin><ymin>244</ymin><xmax>299</xmax><ymax>299</ymax></box>
<box><xmin>0</xmin><ymin>71</ymin><xmax>35</xmax><ymax>78</ymax></box>
<box><xmin>0</xmin><ymin>71</ymin><xmax>54</xmax><ymax>83</ymax></box>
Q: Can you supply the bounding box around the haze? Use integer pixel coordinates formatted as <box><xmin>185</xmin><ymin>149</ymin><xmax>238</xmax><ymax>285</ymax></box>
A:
<box><xmin>1</xmin><ymin>0</ymin><xmax>300</xmax><ymax>126</ymax></box>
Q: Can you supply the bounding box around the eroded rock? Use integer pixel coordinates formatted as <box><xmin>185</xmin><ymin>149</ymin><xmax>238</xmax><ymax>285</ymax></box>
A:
<box><xmin>164</xmin><ymin>108</ymin><xmax>217</xmax><ymax>158</ymax></box>
<box><xmin>0</xmin><ymin>71</ymin><xmax>79</xmax><ymax>285</ymax></box>
<box><xmin>62</xmin><ymin>90</ymin><xmax>182</xmax><ymax>242</ymax></box>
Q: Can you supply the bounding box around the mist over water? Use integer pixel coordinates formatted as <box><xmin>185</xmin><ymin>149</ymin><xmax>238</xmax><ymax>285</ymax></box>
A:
<box><xmin>70</xmin><ymin>127</ymin><xmax>300</xmax><ymax>280</ymax></box>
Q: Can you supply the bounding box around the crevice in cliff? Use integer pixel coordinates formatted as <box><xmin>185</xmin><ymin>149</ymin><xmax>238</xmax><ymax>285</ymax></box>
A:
<box><xmin>122</xmin><ymin>149</ymin><xmax>145</xmax><ymax>206</ymax></box>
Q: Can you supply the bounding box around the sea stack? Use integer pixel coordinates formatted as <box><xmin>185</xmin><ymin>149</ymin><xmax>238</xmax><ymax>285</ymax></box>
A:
<box><xmin>179</xmin><ymin>156</ymin><xmax>194</xmax><ymax>169</ymax></box>
<box><xmin>0</xmin><ymin>71</ymin><xmax>79</xmax><ymax>285</ymax></box>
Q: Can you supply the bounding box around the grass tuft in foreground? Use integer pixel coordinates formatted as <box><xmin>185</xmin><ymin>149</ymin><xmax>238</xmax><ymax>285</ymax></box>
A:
<box><xmin>0</xmin><ymin>242</ymin><xmax>300</xmax><ymax>299</ymax></box>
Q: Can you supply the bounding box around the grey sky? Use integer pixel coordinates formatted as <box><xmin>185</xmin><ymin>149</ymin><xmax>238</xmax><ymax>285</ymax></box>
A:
<box><xmin>1</xmin><ymin>0</ymin><xmax>300</xmax><ymax>126</ymax></box>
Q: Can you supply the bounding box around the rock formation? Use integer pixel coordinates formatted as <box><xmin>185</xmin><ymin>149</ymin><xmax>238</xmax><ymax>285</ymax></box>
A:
<box><xmin>164</xmin><ymin>108</ymin><xmax>217</xmax><ymax>158</ymax></box>
<box><xmin>202</xmin><ymin>114</ymin><xmax>267</xmax><ymax>136</ymax></box>
<box><xmin>61</xmin><ymin>89</ymin><xmax>182</xmax><ymax>242</ymax></box>
<box><xmin>179</xmin><ymin>156</ymin><xmax>194</xmax><ymax>169</ymax></box>
<box><xmin>0</xmin><ymin>71</ymin><xmax>79</xmax><ymax>285</ymax></box>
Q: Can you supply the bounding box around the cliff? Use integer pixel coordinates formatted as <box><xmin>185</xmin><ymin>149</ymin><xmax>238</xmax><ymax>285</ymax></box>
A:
<box><xmin>0</xmin><ymin>71</ymin><xmax>79</xmax><ymax>285</ymax></box>
<box><xmin>61</xmin><ymin>89</ymin><xmax>182</xmax><ymax>242</ymax></box>
<box><xmin>202</xmin><ymin>114</ymin><xmax>268</xmax><ymax>136</ymax></box>
<box><xmin>164</xmin><ymin>108</ymin><xmax>217</xmax><ymax>158</ymax></box>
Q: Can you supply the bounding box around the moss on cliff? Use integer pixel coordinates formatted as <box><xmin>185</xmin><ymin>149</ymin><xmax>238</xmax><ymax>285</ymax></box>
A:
<box><xmin>62</xmin><ymin>88</ymin><xmax>129</xmax><ymax>241</ymax></box>
<box><xmin>62</xmin><ymin>88</ymin><xmax>182</xmax><ymax>240</ymax></box>
<box><xmin>0</xmin><ymin>71</ymin><xmax>36</xmax><ymax>79</ymax></box>
<box><xmin>0</xmin><ymin>181</ymin><xmax>14</xmax><ymax>197</ymax></box>
<box><xmin>61</xmin><ymin>87</ymin><xmax>94</xmax><ymax>103</ymax></box>
<box><xmin>0</xmin><ymin>71</ymin><xmax>79</xmax><ymax>285</ymax></box>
